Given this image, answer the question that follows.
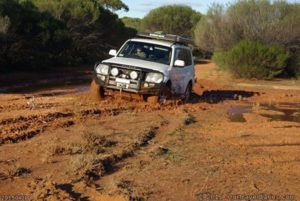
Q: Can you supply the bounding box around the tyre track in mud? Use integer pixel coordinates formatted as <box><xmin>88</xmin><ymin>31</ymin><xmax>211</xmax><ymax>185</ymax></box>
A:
<box><xmin>0</xmin><ymin>102</ymin><xmax>181</xmax><ymax>145</ymax></box>
<box><xmin>26</xmin><ymin>110</ymin><xmax>174</xmax><ymax>200</ymax></box>
<box><xmin>91</xmin><ymin>112</ymin><xmax>188</xmax><ymax>198</ymax></box>
<box><xmin>0</xmin><ymin>102</ymin><xmax>61</xmax><ymax>113</ymax></box>
<box><xmin>0</xmin><ymin>112</ymin><xmax>73</xmax><ymax>145</ymax></box>
<box><xmin>0</xmin><ymin>104</ymin><xmax>138</xmax><ymax>145</ymax></box>
<box><xmin>28</xmin><ymin>126</ymin><xmax>162</xmax><ymax>201</ymax></box>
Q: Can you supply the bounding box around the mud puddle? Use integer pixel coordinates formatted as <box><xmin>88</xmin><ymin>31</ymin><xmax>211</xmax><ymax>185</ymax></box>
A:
<box><xmin>228</xmin><ymin>105</ymin><xmax>252</xmax><ymax>122</ymax></box>
<box><xmin>36</xmin><ymin>85</ymin><xmax>90</xmax><ymax>97</ymax></box>
<box><xmin>0</xmin><ymin>77</ymin><xmax>90</xmax><ymax>93</ymax></box>
<box><xmin>260</xmin><ymin>103</ymin><xmax>300</xmax><ymax>123</ymax></box>
<box><xmin>228</xmin><ymin>103</ymin><xmax>300</xmax><ymax>123</ymax></box>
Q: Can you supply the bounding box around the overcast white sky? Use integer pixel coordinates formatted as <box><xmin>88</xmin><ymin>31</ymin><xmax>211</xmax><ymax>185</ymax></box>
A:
<box><xmin>117</xmin><ymin>0</ymin><xmax>299</xmax><ymax>18</ymax></box>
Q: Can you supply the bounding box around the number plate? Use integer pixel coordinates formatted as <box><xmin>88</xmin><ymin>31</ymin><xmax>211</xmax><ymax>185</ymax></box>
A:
<box><xmin>116</xmin><ymin>78</ymin><xmax>130</xmax><ymax>84</ymax></box>
<box><xmin>116</xmin><ymin>83</ymin><xmax>128</xmax><ymax>88</ymax></box>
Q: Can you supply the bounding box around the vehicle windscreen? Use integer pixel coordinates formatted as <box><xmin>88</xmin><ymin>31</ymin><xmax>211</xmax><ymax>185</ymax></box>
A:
<box><xmin>118</xmin><ymin>41</ymin><xmax>172</xmax><ymax>65</ymax></box>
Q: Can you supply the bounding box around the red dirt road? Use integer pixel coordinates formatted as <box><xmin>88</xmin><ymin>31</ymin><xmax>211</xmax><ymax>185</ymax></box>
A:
<box><xmin>0</xmin><ymin>61</ymin><xmax>299</xmax><ymax>201</ymax></box>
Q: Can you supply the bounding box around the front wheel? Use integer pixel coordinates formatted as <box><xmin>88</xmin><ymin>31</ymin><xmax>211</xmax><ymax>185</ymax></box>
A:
<box><xmin>90</xmin><ymin>80</ymin><xmax>105</xmax><ymax>100</ymax></box>
<box><xmin>145</xmin><ymin>84</ymin><xmax>172</xmax><ymax>104</ymax></box>
<box><xmin>145</xmin><ymin>95</ymin><xmax>159</xmax><ymax>104</ymax></box>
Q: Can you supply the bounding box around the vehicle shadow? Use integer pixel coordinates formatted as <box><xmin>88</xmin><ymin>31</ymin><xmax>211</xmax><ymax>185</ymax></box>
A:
<box><xmin>190</xmin><ymin>90</ymin><xmax>258</xmax><ymax>104</ymax></box>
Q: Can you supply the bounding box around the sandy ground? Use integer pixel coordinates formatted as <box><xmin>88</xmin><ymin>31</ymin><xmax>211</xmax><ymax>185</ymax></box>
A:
<box><xmin>0</xmin><ymin>61</ymin><xmax>299</xmax><ymax>201</ymax></box>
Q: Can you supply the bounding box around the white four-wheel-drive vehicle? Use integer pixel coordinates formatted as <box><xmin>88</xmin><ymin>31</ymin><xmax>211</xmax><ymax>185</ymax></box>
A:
<box><xmin>91</xmin><ymin>32</ymin><xmax>195</xmax><ymax>103</ymax></box>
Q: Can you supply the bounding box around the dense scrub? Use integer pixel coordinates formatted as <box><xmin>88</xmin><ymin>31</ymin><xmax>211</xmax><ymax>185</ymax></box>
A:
<box><xmin>121</xmin><ymin>17</ymin><xmax>142</xmax><ymax>31</ymax></box>
<box><xmin>194</xmin><ymin>0</ymin><xmax>300</xmax><ymax>78</ymax></box>
<box><xmin>0</xmin><ymin>0</ymin><xmax>135</xmax><ymax>72</ymax></box>
<box><xmin>213</xmin><ymin>41</ymin><xmax>290</xmax><ymax>79</ymax></box>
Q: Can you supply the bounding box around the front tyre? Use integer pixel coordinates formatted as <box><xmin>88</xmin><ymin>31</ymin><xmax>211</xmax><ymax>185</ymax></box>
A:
<box><xmin>146</xmin><ymin>95</ymin><xmax>159</xmax><ymax>104</ymax></box>
<box><xmin>90</xmin><ymin>79</ymin><xmax>105</xmax><ymax>100</ymax></box>
<box><xmin>145</xmin><ymin>84</ymin><xmax>172</xmax><ymax>104</ymax></box>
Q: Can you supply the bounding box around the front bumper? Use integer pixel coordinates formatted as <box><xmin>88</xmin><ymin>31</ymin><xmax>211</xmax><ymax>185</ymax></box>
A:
<box><xmin>93</xmin><ymin>64</ymin><xmax>163</xmax><ymax>95</ymax></box>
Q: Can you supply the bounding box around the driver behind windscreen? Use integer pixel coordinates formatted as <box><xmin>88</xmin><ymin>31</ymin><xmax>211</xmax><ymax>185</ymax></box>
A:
<box><xmin>135</xmin><ymin>47</ymin><xmax>146</xmax><ymax>58</ymax></box>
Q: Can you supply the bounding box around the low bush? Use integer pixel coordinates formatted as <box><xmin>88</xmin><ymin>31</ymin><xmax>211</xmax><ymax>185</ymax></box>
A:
<box><xmin>213</xmin><ymin>40</ymin><xmax>290</xmax><ymax>79</ymax></box>
<box><xmin>286</xmin><ymin>51</ymin><xmax>300</xmax><ymax>79</ymax></box>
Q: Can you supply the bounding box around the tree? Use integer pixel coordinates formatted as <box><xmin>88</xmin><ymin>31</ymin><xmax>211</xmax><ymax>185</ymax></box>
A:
<box><xmin>194</xmin><ymin>0</ymin><xmax>300</xmax><ymax>51</ymax></box>
<box><xmin>194</xmin><ymin>0</ymin><xmax>300</xmax><ymax>78</ymax></box>
<box><xmin>0</xmin><ymin>16</ymin><xmax>10</xmax><ymax>33</ymax></box>
<box><xmin>142</xmin><ymin>5</ymin><xmax>201</xmax><ymax>37</ymax></box>
<box><xmin>0</xmin><ymin>0</ymin><xmax>71</xmax><ymax>71</ymax></box>
<box><xmin>213</xmin><ymin>40</ymin><xmax>290</xmax><ymax>79</ymax></box>
<box><xmin>0</xmin><ymin>0</ymin><xmax>134</xmax><ymax>72</ymax></box>
<box><xmin>98</xmin><ymin>0</ymin><xmax>128</xmax><ymax>12</ymax></box>
<box><xmin>32</xmin><ymin>0</ymin><xmax>135</xmax><ymax>64</ymax></box>
<box><xmin>121</xmin><ymin>17</ymin><xmax>142</xmax><ymax>31</ymax></box>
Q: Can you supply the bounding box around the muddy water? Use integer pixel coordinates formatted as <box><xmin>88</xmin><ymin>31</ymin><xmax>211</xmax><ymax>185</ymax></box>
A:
<box><xmin>36</xmin><ymin>85</ymin><xmax>90</xmax><ymax>97</ymax></box>
<box><xmin>260</xmin><ymin>103</ymin><xmax>300</xmax><ymax>123</ymax></box>
<box><xmin>228</xmin><ymin>105</ymin><xmax>252</xmax><ymax>122</ymax></box>
<box><xmin>0</xmin><ymin>77</ymin><xmax>90</xmax><ymax>93</ymax></box>
<box><xmin>228</xmin><ymin>103</ymin><xmax>300</xmax><ymax>123</ymax></box>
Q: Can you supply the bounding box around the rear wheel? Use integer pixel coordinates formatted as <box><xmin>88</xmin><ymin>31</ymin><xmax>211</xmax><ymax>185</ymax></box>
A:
<box><xmin>90</xmin><ymin>79</ymin><xmax>105</xmax><ymax>100</ymax></box>
<box><xmin>183</xmin><ymin>83</ymin><xmax>192</xmax><ymax>103</ymax></box>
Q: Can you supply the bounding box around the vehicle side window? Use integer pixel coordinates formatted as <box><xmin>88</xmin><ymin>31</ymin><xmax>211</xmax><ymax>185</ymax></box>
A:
<box><xmin>185</xmin><ymin>49</ymin><xmax>192</xmax><ymax>66</ymax></box>
<box><xmin>174</xmin><ymin>48</ymin><xmax>192</xmax><ymax>67</ymax></box>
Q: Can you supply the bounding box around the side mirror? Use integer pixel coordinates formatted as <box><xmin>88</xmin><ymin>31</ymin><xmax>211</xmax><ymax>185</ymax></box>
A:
<box><xmin>174</xmin><ymin>60</ymin><xmax>185</xmax><ymax>67</ymax></box>
<box><xmin>109</xmin><ymin>49</ymin><xmax>117</xmax><ymax>56</ymax></box>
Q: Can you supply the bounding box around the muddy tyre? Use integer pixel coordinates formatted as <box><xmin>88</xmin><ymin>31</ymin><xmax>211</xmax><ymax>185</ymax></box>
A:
<box><xmin>146</xmin><ymin>95</ymin><xmax>159</xmax><ymax>104</ymax></box>
<box><xmin>90</xmin><ymin>80</ymin><xmax>105</xmax><ymax>100</ymax></box>
<box><xmin>146</xmin><ymin>84</ymin><xmax>172</xmax><ymax>104</ymax></box>
<box><xmin>183</xmin><ymin>83</ymin><xmax>192</xmax><ymax>103</ymax></box>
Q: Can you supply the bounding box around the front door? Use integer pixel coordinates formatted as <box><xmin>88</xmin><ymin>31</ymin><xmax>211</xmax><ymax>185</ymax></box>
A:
<box><xmin>170</xmin><ymin>48</ymin><xmax>194</xmax><ymax>95</ymax></box>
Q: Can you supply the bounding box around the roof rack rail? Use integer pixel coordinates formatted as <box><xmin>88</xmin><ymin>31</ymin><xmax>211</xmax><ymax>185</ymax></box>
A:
<box><xmin>137</xmin><ymin>32</ymin><xmax>194</xmax><ymax>46</ymax></box>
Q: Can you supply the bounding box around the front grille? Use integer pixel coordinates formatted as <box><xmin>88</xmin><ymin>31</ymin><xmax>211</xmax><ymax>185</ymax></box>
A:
<box><xmin>107</xmin><ymin>64</ymin><xmax>143</xmax><ymax>90</ymax></box>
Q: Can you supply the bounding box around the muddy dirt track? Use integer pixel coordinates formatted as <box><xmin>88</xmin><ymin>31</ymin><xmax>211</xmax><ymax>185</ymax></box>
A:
<box><xmin>0</xmin><ymin>61</ymin><xmax>299</xmax><ymax>201</ymax></box>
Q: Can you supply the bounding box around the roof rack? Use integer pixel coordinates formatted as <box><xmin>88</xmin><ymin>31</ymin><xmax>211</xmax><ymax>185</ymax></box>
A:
<box><xmin>137</xmin><ymin>32</ymin><xmax>194</xmax><ymax>46</ymax></box>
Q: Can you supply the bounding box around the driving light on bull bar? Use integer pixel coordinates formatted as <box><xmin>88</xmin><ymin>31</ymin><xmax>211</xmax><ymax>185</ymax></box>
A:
<box><xmin>96</xmin><ymin>64</ymin><xmax>109</xmax><ymax>75</ymax></box>
<box><xmin>130</xmin><ymin>71</ymin><xmax>138</xmax><ymax>80</ymax></box>
<box><xmin>145</xmin><ymin>73</ymin><xmax>163</xmax><ymax>83</ymax></box>
<box><xmin>100</xmin><ymin>75</ymin><xmax>106</xmax><ymax>81</ymax></box>
<box><xmin>111</xmin><ymin>68</ymin><xmax>119</xmax><ymax>76</ymax></box>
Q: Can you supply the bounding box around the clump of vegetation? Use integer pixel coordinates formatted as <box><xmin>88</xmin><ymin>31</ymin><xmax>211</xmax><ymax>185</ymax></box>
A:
<box><xmin>213</xmin><ymin>40</ymin><xmax>290</xmax><ymax>79</ymax></box>
<box><xmin>194</xmin><ymin>0</ymin><xmax>300</xmax><ymax>79</ymax></box>
<box><xmin>287</xmin><ymin>51</ymin><xmax>300</xmax><ymax>79</ymax></box>
<box><xmin>68</xmin><ymin>153</ymin><xmax>104</xmax><ymax>181</ymax></box>
<box><xmin>3</xmin><ymin>162</ymin><xmax>32</xmax><ymax>179</ymax></box>
<box><xmin>183</xmin><ymin>114</ymin><xmax>197</xmax><ymax>125</ymax></box>
<box><xmin>155</xmin><ymin>146</ymin><xmax>185</xmax><ymax>163</ymax></box>
<box><xmin>82</xmin><ymin>132</ymin><xmax>117</xmax><ymax>154</ymax></box>
<box><xmin>45</xmin><ymin>142</ymin><xmax>83</xmax><ymax>158</ymax></box>
<box><xmin>122</xmin><ymin>17</ymin><xmax>142</xmax><ymax>31</ymax></box>
<box><xmin>0</xmin><ymin>0</ymin><xmax>135</xmax><ymax>72</ymax></box>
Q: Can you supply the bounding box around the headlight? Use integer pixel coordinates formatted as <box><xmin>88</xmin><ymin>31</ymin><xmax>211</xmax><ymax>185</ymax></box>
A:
<box><xmin>96</xmin><ymin>64</ymin><xmax>109</xmax><ymax>75</ymax></box>
<box><xmin>111</xmin><ymin>68</ymin><xmax>119</xmax><ymax>76</ymax></box>
<box><xmin>145</xmin><ymin>72</ymin><xmax>163</xmax><ymax>83</ymax></box>
<box><xmin>130</xmin><ymin>71</ymin><xmax>138</xmax><ymax>80</ymax></box>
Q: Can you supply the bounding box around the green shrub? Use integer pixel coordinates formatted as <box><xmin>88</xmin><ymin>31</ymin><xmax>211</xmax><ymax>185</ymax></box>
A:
<box><xmin>213</xmin><ymin>40</ymin><xmax>290</xmax><ymax>79</ymax></box>
<box><xmin>287</xmin><ymin>51</ymin><xmax>300</xmax><ymax>79</ymax></box>
<box><xmin>0</xmin><ymin>0</ymin><xmax>135</xmax><ymax>72</ymax></box>
<box><xmin>121</xmin><ymin>17</ymin><xmax>141</xmax><ymax>31</ymax></box>
<box><xmin>194</xmin><ymin>0</ymin><xmax>300</xmax><ymax>52</ymax></box>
